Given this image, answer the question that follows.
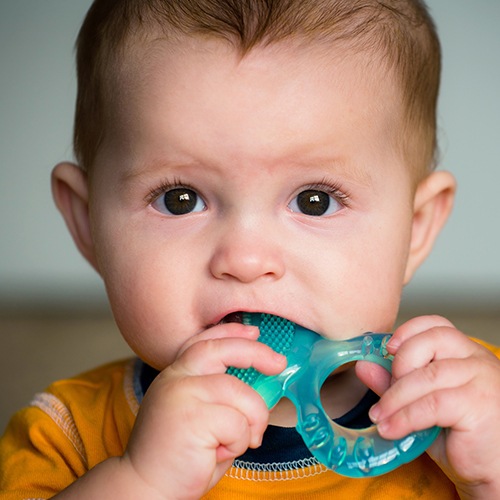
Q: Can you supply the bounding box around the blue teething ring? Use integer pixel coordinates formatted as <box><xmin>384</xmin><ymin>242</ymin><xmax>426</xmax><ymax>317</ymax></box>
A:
<box><xmin>227</xmin><ymin>313</ymin><xmax>440</xmax><ymax>477</ymax></box>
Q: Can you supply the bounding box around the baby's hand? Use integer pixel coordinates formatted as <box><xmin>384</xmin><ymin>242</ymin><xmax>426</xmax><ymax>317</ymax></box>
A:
<box><xmin>122</xmin><ymin>323</ymin><xmax>286</xmax><ymax>499</ymax></box>
<box><xmin>359</xmin><ymin>315</ymin><xmax>500</xmax><ymax>499</ymax></box>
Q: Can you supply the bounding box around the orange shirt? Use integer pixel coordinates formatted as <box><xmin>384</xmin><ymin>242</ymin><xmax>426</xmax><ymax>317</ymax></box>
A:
<box><xmin>5</xmin><ymin>339</ymin><xmax>499</xmax><ymax>499</ymax></box>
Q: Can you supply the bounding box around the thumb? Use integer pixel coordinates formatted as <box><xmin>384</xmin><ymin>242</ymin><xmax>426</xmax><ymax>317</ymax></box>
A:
<box><xmin>355</xmin><ymin>361</ymin><xmax>391</xmax><ymax>397</ymax></box>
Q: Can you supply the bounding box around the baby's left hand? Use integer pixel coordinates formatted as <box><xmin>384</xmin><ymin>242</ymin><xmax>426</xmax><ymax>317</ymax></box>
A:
<box><xmin>358</xmin><ymin>315</ymin><xmax>500</xmax><ymax>499</ymax></box>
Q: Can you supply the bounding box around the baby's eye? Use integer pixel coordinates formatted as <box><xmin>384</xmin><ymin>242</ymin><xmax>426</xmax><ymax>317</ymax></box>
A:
<box><xmin>152</xmin><ymin>187</ymin><xmax>206</xmax><ymax>216</ymax></box>
<box><xmin>288</xmin><ymin>189</ymin><xmax>343</xmax><ymax>217</ymax></box>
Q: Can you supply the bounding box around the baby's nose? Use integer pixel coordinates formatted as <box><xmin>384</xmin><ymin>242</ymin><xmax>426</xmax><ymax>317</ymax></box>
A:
<box><xmin>209</xmin><ymin>226</ymin><xmax>285</xmax><ymax>283</ymax></box>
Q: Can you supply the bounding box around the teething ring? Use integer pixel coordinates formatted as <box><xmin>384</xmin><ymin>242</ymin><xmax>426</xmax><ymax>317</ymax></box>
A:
<box><xmin>227</xmin><ymin>313</ymin><xmax>440</xmax><ymax>478</ymax></box>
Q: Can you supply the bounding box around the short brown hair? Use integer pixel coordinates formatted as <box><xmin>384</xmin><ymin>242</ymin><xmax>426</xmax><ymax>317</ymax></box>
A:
<box><xmin>74</xmin><ymin>0</ymin><xmax>441</xmax><ymax>178</ymax></box>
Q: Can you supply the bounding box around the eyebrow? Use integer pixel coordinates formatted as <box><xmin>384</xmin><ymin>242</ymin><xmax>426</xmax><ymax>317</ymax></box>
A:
<box><xmin>286</xmin><ymin>154</ymin><xmax>374</xmax><ymax>187</ymax></box>
<box><xmin>122</xmin><ymin>157</ymin><xmax>202</xmax><ymax>182</ymax></box>
<box><xmin>122</xmin><ymin>152</ymin><xmax>374</xmax><ymax>188</ymax></box>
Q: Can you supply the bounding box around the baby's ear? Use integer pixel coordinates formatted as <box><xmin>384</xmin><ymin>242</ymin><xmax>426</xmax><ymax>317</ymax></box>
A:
<box><xmin>51</xmin><ymin>162</ymin><xmax>99</xmax><ymax>272</ymax></box>
<box><xmin>404</xmin><ymin>170</ymin><xmax>456</xmax><ymax>284</ymax></box>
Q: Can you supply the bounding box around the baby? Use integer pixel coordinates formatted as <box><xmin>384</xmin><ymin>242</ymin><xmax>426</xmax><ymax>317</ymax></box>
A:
<box><xmin>1</xmin><ymin>0</ymin><xmax>500</xmax><ymax>498</ymax></box>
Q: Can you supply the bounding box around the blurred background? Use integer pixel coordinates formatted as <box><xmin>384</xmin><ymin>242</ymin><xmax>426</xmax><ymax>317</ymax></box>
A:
<box><xmin>1</xmin><ymin>1</ymin><xmax>499</xmax><ymax>432</ymax></box>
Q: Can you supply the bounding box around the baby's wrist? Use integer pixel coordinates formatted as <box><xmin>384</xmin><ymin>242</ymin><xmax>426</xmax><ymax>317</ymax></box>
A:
<box><xmin>116</xmin><ymin>454</ymin><xmax>173</xmax><ymax>500</ymax></box>
<box><xmin>51</xmin><ymin>455</ymin><xmax>167</xmax><ymax>499</ymax></box>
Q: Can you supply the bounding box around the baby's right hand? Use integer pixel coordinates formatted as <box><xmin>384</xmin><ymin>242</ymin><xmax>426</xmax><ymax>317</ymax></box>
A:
<box><xmin>121</xmin><ymin>323</ymin><xmax>287</xmax><ymax>499</ymax></box>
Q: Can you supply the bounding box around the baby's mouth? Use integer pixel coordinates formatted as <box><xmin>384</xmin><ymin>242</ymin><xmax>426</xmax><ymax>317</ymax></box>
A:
<box><xmin>218</xmin><ymin>311</ymin><xmax>245</xmax><ymax>325</ymax></box>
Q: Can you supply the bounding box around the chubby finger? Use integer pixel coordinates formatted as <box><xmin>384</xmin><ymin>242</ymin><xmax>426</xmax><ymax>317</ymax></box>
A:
<box><xmin>193</xmin><ymin>373</ymin><xmax>271</xmax><ymax>445</ymax></box>
<box><xmin>372</xmin><ymin>383</ymin><xmax>476</xmax><ymax>440</ymax></box>
<box><xmin>390</xmin><ymin>325</ymin><xmax>478</xmax><ymax>380</ymax></box>
<box><xmin>177</xmin><ymin>322</ymin><xmax>260</xmax><ymax>357</ymax></box>
<box><xmin>173</xmin><ymin>335</ymin><xmax>287</xmax><ymax>378</ymax></box>
<box><xmin>204</xmin><ymin>404</ymin><xmax>260</xmax><ymax>460</ymax></box>
<box><xmin>369</xmin><ymin>357</ymin><xmax>475</xmax><ymax>427</ymax></box>
<box><xmin>355</xmin><ymin>361</ymin><xmax>391</xmax><ymax>397</ymax></box>
<box><xmin>198</xmin><ymin>379</ymin><xmax>271</xmax><ymax>465</ymax></box>
<box><xmin>388</xmin><ymin>315</ymin><xmax>455</xmax><ymax>353</ymax></box>
<box><xmin>149</xmin><ymin>371</ymin><xmax>271</xmax><ymax>451</ymax></box>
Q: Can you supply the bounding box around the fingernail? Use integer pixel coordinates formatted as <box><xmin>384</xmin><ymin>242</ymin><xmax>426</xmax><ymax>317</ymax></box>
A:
<box><xmin>387</xmin><ymin>337</ymin><xmax>400</xmax><ymax>352</ymax></box>
<box><xmin>273</xmin><ymin>352</ymin><xmax>287</xmax><ymax>365</ymax></box>
<box><xmin>369</xmin><ymin>403</ymin><xmax>381</xmax><ymax>423</ymax></box>
<box><xmin>244</xmin><ymin>325</ymin><xmax>260</xmax><ymax>337</ymax></box>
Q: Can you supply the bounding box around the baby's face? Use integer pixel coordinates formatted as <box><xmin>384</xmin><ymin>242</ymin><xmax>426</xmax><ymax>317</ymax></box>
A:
<box><xmin>88</xmin><ymin>38</ymin><xmax>416</xmax><ymax>370</ymax></box>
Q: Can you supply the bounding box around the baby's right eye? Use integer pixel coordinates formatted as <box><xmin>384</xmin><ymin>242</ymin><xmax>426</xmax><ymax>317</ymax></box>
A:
<box><xmin>152</xmin><ymin>187</ymin><xmax>206</xmax><ymax>216</ymax></box>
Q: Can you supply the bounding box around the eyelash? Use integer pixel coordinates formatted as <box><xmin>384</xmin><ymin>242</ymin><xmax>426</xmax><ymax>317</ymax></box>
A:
<box><xmin>145</xmin><ymin>178</ymin><xmax>197</xmax><ymax>205</ymax></box>
<box><xmin>297</xmin><ymin>179</ymin><xmax>352</xmax><ymax>208</ymax></box>
<box><xmin>145</xmin><ymin>177</ymin><xmax>351</xmax><ymax>208</ymax></box>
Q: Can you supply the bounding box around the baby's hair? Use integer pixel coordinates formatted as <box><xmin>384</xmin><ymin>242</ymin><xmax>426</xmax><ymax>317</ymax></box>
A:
<box><xmin>74</xmin><ymin>0</ymin><xmax>440</xmax><ymax>179</ymax></box>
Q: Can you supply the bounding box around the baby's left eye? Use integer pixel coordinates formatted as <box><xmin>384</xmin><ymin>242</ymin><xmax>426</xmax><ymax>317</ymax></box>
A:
<box><xmin>288</xmin><ymin>189</ymin><xmax>343</xmax><ymax>217</ymax></box>
<box><xmin>152</xmin><ymin>187</ymin><xmax>206</xmax><ymax>216</ymax></box>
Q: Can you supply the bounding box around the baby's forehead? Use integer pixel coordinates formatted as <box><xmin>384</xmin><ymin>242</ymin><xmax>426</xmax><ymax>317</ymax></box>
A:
<box><xmin>119</xmin><ymin>30</ymin><xmax>396</xmax><ymax>88</ymax></box>
<box><xmin>113</xmin><ymin>34</ymin><xmax>401</xmax><ymax>117</ymax></box>
<box><xmin>75</xmin><ymin>1</ymin><xmax>439</xmax><ymax>178</ymax></box>
<box><xmin>100</xmin><ymin>36</ymin><xmax>409</xmax><ymax>188</ymax></box>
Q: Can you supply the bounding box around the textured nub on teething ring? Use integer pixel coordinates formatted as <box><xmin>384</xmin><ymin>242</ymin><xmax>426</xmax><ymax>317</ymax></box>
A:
<box><xmin>226</xmin><ymin>313</ymin><xmax>295</xmax><ymax>385</ymax></box>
